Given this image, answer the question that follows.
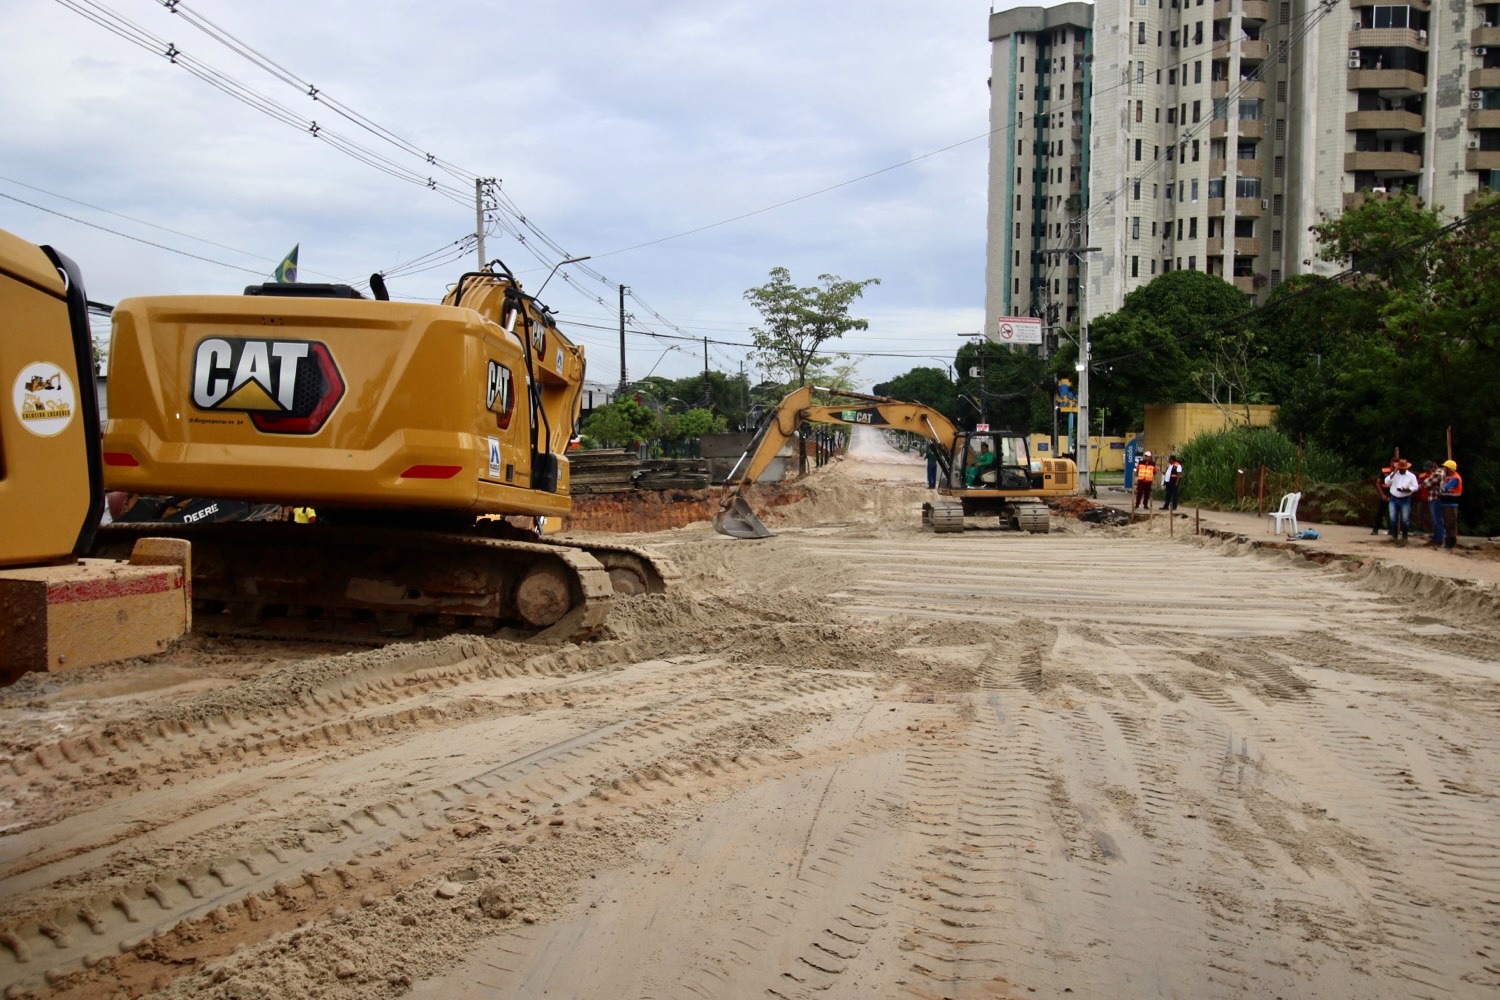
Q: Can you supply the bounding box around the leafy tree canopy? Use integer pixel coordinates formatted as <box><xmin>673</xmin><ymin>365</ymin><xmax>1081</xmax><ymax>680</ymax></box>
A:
<box><xmin>744</xmin><ymin>267</ymin><xmax>879</xmax><ymax>387</ymax></box>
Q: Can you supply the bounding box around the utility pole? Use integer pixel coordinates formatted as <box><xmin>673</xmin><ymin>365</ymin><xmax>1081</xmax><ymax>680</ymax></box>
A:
<box><xmin>1037</xmin><ymin>246</ymin><xmax>1100</xmax><ymax>495</ymax></box>
<box><xmin>474</xmin><ymin>178</ymin><xmax>495</xmax><ymax>270</ymax></box>
<box><xmin>618</xmin><ymin>285</ymin><xmax>628</xmax><ymax>395</ymax></box>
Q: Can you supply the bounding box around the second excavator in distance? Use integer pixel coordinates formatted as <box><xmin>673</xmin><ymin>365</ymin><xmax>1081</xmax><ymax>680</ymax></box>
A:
<box><xmin>95</xmin><ymin>260</ymin><xmax>676</xmax><ymax>644</ymax></box>
<box><xmin>714</xmin><ymin>385</ymin><xmax>1077</xmax><ymax>538</ymax></box>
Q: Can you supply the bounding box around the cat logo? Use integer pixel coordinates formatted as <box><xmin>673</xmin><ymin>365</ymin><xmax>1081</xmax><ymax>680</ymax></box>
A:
<box><xmin>191</xmin><ymin>337</ymin><xmax>345</xmax><ymax>434</ymax></box>
<box><xmin>486</xmin><ymin>360</ymin><xmax>515</xmax><ymax>429</ymax></box>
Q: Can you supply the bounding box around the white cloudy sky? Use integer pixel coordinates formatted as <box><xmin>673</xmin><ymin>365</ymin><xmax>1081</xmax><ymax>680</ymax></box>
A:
<box><xmin>3</xmin><ymin>0</ymin><xmax>1000</xmax><ymax>391</ymax></box>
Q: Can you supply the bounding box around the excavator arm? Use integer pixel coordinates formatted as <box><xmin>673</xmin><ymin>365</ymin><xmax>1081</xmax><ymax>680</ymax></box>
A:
<box><xmin>714</xmin><ymin>386</ymin><xmax>961</xmax><ymax>538</ymax></box>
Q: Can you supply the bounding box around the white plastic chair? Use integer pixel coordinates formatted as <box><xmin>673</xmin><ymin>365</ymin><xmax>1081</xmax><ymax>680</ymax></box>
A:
<box><xmin>1267</xmin><ymin>491</ymin><xmax>1301</xmax><ymax>535</ymax></box>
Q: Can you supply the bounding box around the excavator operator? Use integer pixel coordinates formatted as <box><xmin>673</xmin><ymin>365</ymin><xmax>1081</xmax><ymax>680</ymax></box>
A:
<box><xmin>965</xmin><ymin>442</ymin><xmax>996</xmax><ymax>487</ymax></box>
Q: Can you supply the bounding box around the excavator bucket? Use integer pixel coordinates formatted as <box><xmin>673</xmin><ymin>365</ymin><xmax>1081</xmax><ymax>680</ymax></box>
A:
<box><xmin>713</xmin><ymin>496</ymin><xmax>775</xmax><ymax>539</ymax></box>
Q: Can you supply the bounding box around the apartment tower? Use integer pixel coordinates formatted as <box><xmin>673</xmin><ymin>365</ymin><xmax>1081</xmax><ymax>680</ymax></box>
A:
<box><xmin>987</xmin><ymin>0</ymin><xmax>1492</xmax><ymax>321</ymax></box>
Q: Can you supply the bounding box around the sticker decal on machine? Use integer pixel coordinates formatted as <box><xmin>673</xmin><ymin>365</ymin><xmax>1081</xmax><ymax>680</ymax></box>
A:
<box><xmin>486</xmin><ymin>360</ymin><xmax>514</xmax><ymax>429</ymax></box>
<box><xmin>12</xmin><ymin>361</ymin><xmax>76</xmax><ymax>437</ymax></box>
<box><xmin>190</xmin><ymin>337</ymin><xmax>345</xmax><ymax>434</ymax></box>
<box><xmin>488</xmin><ymin>437</ymin><xmax>502</xmax><ymax>478</ymax></box>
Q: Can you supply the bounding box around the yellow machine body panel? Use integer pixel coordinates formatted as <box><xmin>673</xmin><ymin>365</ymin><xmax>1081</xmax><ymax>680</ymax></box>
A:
<box><xmin>102</xmin><ymin>291</ymin><xmax>583</xmax><ymax>519</ymax></box>
<box><xmin>0</xmin><ymin>228</ymin><xmax>102</xmax><ymax>567</ymax></box>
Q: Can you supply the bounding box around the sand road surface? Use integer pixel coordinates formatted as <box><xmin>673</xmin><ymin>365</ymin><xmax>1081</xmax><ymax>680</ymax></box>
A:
<box><xmin>2</xmin><ymin>426</ymin><xmax>1499</xmax><ymax>999</ymax></box>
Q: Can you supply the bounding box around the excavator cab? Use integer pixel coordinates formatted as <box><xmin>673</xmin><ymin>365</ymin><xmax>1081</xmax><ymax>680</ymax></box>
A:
<box><xmin>954</xmin><ymin>431</ymin><xmax>1033</xmax><ymax>491</ymax></box>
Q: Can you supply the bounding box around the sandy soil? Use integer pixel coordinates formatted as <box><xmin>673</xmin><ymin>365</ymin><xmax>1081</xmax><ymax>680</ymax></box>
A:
<box><xmin>3</xmin><ymin>426</ymin><xmax>1499</xmax><ymax>999</ymax></box>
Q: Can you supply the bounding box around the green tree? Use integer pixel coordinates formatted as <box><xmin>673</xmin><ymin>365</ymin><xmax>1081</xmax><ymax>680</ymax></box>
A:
<box><xmin>658</xmin><ymin>407</ymin><xmax>726</xmax><ymax>442</ymax></box>
<box><xmin>580</xmin><ymin>398</ymin><xmax>658</xmax><ymax>449</ymax></box>
<box><xmin>1086</xmin><ymin>270</ymin><xmax>1250</xmax><ymax>428</ymax></box>
<box><xmin>744</xmin><ymin>267</ymin><xmax>880</xmax><ymax>386</ymax></box>
<box><xmin>874</xmin><ymin>366</ymin><xmax>957</xmax><ymax>416</ymax></box>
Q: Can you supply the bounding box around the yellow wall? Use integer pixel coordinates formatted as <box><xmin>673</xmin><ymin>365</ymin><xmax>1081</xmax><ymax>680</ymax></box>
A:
<box><xmin>1143</xmin><ymin>403</ymin><xmax>1277</xmax><ymax>459</ymax></box>
<box><xmin>1029</xmin><ymin>434</ymin><xmax>1129</xmax><ymax>472</ymax></box>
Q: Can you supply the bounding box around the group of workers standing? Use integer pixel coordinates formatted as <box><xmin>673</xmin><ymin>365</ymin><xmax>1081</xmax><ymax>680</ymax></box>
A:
<box><xmin>1375</xmin><ymin>456</ymin><xmax>1463</xmax><ymax>549</ymax></box>
<box><xmin>1132</xmin><ymin>451</ymin><xmax>1183</xmax><ymax>513</ymax></box>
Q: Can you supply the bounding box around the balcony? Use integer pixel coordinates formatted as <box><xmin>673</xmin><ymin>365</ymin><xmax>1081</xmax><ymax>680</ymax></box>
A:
<box><xmin>1473</xmin><ymin>25</ymin><xmax>1500</xmax><ymax>48</ymax></box>
<box><xmin>1207</xmin><ymin>197</ymin><xmax>1226</xmax><ymax>215</ymax></box>
<box><xmin>1233</xmin><ymin>275</ymin><xmax>1261</xmax><ymax>295</ymax></box>
<box><xmin>1239</xmin><ymin>39</ymin><xmax>1271</xmax><ymax>61</ymax></box>
<box><xmin>1210</xmin><ymin>118</ymin><xmax>1266</xmax><ymax>139</ymax></box>
<box><xmin>1348</xmin><ymin>69</ymin><xmax>1427</xmax><ymax>94</ymax></box>
<box><xmin>1241</xmin><ymin>0</ymin><xmax>1270</xmax><ymax>22</ymax></box>
<box><xmin>1236</xmin><ymin>197</ymin><xmax>1265</xmax><ymax>216</ymax></box>
<box><xmin>1469</xmin><ymin>108</ymin><xmax>1500</xmax><ymax>129</ymax></box>
<box><xmin>1212</xmin><ymin>79</ymin><xmax>1267</xmax><ymax>100</ymax></box>
<box><xmin>1467</xmin><ymin>149</ymin><xmax>1500</xmax><ymax>170</ymax></box>
<box><xmin>1207</xmin><ymin>236</ymin><xmax>1262</xmax><ymax>256</ymax></box>
<box><xmin>1345</xmin><ymin>150</ymin><xmax>1423</xmax><ymax>173</ymax></box>
<box><xmin>1471</xmin><ymin>67</ymin><xmax>1500</xmax><ymax>89</ymax></box>
<box><xmin>1342</xmin><ymin>188</ymin><xmax>1413</xmax><ymax>209</ymax></box>
<box><xmin>1344</xmin><ymin>109</ymin><xmax>1425</xmax><ymax>133</ymax></box>
<box><xmin>1349</xmin><ymin>27</ymin><xmax>1429</xmax><ymax>50</ymax></box>
<box><xmin>1465</xmin><ymin>188</ymin><xmax>1500</xmax><ymax>211</ymax></box>
<box><xmin>1235</xmin><ymin>156</ymin><xmax>1266</xmax><ymax>176</ymax></box>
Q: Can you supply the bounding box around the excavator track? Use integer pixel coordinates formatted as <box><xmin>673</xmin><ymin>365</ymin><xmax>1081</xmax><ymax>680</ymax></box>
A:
<box><xmin>89</xmin><ymin>522</ymin><xmax>663</xmax><ymax>645</ymax></box>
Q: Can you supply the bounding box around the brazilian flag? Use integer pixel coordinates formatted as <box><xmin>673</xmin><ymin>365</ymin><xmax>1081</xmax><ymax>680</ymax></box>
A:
<box><xmin>272</xmin><ymin>244</ymin><xmax>299</xmax><ymax>283</ymax></box>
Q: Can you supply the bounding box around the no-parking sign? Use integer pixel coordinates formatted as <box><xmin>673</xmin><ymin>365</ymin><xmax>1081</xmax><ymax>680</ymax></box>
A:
<box><xmin>989</xmin><ymin>316</ymin><xmax>1042</xmax><ymax>346</ymax></box>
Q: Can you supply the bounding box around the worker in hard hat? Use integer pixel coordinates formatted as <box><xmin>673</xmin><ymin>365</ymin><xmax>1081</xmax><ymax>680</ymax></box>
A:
<box><xmin>1439</xmin><ymin>459</ymin><xmax>1463</xmax><ymax>551</ymax></box>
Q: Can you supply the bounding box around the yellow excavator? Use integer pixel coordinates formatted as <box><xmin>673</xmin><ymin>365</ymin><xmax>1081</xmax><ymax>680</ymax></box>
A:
<box><xmin>714</xmin><ymin>385</ymin><xmax>1077</xmax><ymax>538</ymax></box>
<box><xmin>1</xmin><ymin>228</ymin><xmax>191</xmax><ymax>683</ymax></box>
<box><xmin>94</xmin><ymin>260</ymin><xmax>675</xmax><ymax>643</ymax></box>
<box><xmin>0</xmin><ymin>229</ymin><xmax>104</xmax><ymax>565</ymax></box>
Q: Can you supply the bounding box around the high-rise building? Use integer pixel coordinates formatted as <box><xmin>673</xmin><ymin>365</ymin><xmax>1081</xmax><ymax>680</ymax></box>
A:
<box><xmin>986</xmin><ymin>0</ymin><xmax>1491</xmax><ymax>326</ymax></box>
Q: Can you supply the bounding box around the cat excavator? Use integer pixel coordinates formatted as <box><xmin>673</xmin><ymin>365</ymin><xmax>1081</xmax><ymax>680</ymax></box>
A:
<box><xmin>714</xmin><ymin>385</ymin><xmax>1077</xmax><ymax>538</ymax></box>
<box><xmin>0</xmin><ymin>227</ymin><xmax>190</xmax><ymax>682</ymax></box>
<box><xmin>93</xmin><ymin>260</ymin><xmax>675</xmax><ymax>643</ymax></box>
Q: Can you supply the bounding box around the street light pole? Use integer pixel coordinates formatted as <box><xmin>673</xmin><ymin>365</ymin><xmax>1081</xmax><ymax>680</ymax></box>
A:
<box><xmin>1037</xmin><ymin>247</ymin><xmax>1099</xmax><ymax>495</ymax></box>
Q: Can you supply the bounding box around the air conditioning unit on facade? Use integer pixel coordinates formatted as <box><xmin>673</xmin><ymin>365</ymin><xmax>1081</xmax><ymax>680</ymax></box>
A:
<box><xmin>1372</xmin><ymin>187</ymin><xmax>1387</xmax><ymax>194</ymax></box>
<box><xmin>1262</xmin><ymin>199</ymin><xmax>1270</xmax><ymax>209</ymax></box>
<box><xmin>1478</xmin><ymin>47</ymin><xmax>1490</xmax><ymax>55</ymax></box>
<box><xmin>1469</xmin><ymin>138</ymin><xmax>1482</xmax><ymax>148</ymax></box>
<box><xmin>1474</xmin><ymin>100</ymin><xmax>1485</xmax><ymax>109</ymax></box>
<box><xmin>1349</xmin><ymin>58</ymin><xmax>1362</xmax><ymax>68</ymax></box>
<box><xmin>1418</xmin><ymin>29</ymin><xmax>1427</xmax><ymax>41</ymax></box>
<box><xmin>1349</xmin><ymin>49</ymin><xmax>1360</xmax><ymax>58</ymax></box>
<box><xmin>1474</xmin><ymin>90</ymin><xmax>1484</xmax><ymax>99</ymax></box>
<box><xmin>1486</xmin><ymin>21</ymin><xmax>1495</xmax><ymax>27</ymax></box>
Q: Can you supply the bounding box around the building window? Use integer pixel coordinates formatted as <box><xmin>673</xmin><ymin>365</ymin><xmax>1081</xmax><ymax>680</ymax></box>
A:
<box><xmin>1133</xmin><ymin>217</ymin><xmax>1141</xmax><ymax>239</ymax></box>
<box><xmin>1134</xmin><ymin>180</ymin><xmax>1142</xmax><ymax>200</ymax></box>
<box><xmin>1168</xmin><ymin>107</ymin><xmax>1177</xmax><ymax>123</ymax></box>
<box><xmin>1193</xmin><ymin>139</ymin><xmax>1201</xmax><ymax>161</ymax></box>
<box><xmin>1132</xmin><ymin>256</ymin><xmax>1140</xmax><ymax>277</ymax></box>
<box><xmin>1277</xmin><ymin>80</ymin><xmax>1287</xmax><ymax>103</ymax></box>
<box><xmin>1279</xmin><ymin>1</ymin><xmax>1290</xmax><ymax>24</ymax></box>
<box><xmin>1239</xmin><ymin>99</ymin><xmax>1263</xmax><ymax>120</ymax></box>
<box><xmin>1273</xmin><ymin>193</ymin><xmax>1283</xmax><ymax>215</ymax></box>
<box><xmin>1177</xmin><ymin>219</ymin><xmax>1184</xmax><ymax>240</ymax></box>
<box><xmin>1271</xmin><ymin>268</ymin><xmax>1281</xmax><ymax>286</ymax></box>
<box><xmin>1208</xmin><ymin>176</ymin><xmax>1225</xmax><ymax>199</ymax></box>
<box><xmin>1137</xmin><ymin>61</ymin><xmax>1145</xmax><ymax>83</ymax></box>
<box><xmin>1194</xmin><ymin>23</ymin><xmax>1203</xmax><ymax>45</ymax></box>
<box><xmin>1189</xmin><ymin>217</ymin><xmax>1198</xmax><ymax>238</ymax></box>
<box><xmin>1193</xmin><ymin>100</ymin><xmax>1202</xmax><ymax>123</ymax></box>
<box><xmin>1271</xmin><ymin>229</ymin><xmax>1282</xmax><ymax>252</ymax></box>
<box><xmin>1194</xmin><ymin>60</ymin><xmax>1202</xmax><ymax>83</ymax></box>
<box><xmin>1151</xmin><ymin>259</ymin><xmax>1158</xmax><ymax>274</ymax></box>
<box><xmin>1275</xmin><ymin>118</ymin><xmax>1286</xmax><ymax>140</ymax></box>
<box><xmin>1136</xmin><ymin>100</ymin><xmax>1144</xmax><ymax>122</ymax></box>
<box><xmin>1191</xmin><ymin>178</ymin><xmax>1200</xmax><ymax>201</ymax></box>
<box><xmin>1236</xmin><ymin>176</ymin><xmax>1262</xmax><ymax>198</ymax></box>
<box><xmin>1274</xmin><ymin>155</ymin><xmax>1284</xmax><ymax>177</ymax></box>
<box><xmin>1138</xmin><ymin>21</ymin><xmax>1147</xmax><ymax>44</ymax></box>
<box><xmin>1135</xmin><ymin>138</ymin><xmax>1143</xmax><ymax>161</ymax></box>
<box><xmin>1188</xmin><ymin>256</ymin><xmax>1197</xmax><ymax>271</ymax></box>
<box><xmin>1169</xmin><ymin>68</ymin><xmax>1177</xmax><ymax>85</ymax></box>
